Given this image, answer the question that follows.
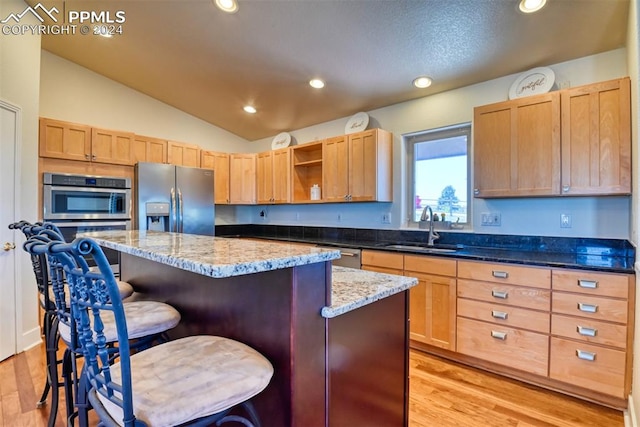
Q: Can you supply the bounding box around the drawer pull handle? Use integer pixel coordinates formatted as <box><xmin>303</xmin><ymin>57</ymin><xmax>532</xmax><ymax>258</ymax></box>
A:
<box><xmin>492</xmin><ymin>270</ymin><xmax>509</xmax><ymax>279</ymax></box>
<box><xmin>576</xmin><ymin>349</ymin><xmax>596</xmax><ymax>361</ymax></box>
<box><xmin>491</xmin><ymin>310</ymin><xmax>508</xmax><ymax>320</ymax></box>
<box><xmin>578</xmin><ymin>279</ymin><xmax>598</xmax><ymax>289</ymax></box>
<box><xmin>577</xmin><ymin>326</ymin><xmax>598</xmax><ymax>337</ymax></box>
<box><xmin>577</xmin><ymin>303</ymin><xmax>598</xmax><ymax>313</ymax></box>
<box><xmin>491</xmin><ymin>330</ymin><xmax>507</xmax><ymax>340</ymax></box>
<box><xmin>491</xmin><ymin>290</ymin><xmax>509</xmax><ymax>299</ymax></box>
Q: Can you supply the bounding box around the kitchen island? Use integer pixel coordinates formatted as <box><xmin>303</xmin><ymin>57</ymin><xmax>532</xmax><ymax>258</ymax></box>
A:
<box><xmin>84</xmin><ymin>230</ymin><xmax>417</xmax><ymax>427</ymax></box>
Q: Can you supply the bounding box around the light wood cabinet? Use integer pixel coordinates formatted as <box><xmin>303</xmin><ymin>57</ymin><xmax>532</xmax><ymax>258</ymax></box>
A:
<box><xmin>322</xmin><ymin>129</ymin><xmax>392</xmax><ymax>202</ymax></box>
<box><xmin>229</xmin><ymin>153</ymin><xmax>256</xmax><ymax>204</ymax></box>
<box><xmin>257</xmin><ymin>148</ymin><xmax>290</xmax><ymax>204</ymax></box>
<box><xmin>39</xmin><ymin>118</ymin><xmax>92</xmax><ymax>162</ymax></box>
<box><xmin>361</xmin><ymin>250</ymin><xmax>403</xmax><ymax>275</ymax></box>
<box><xmin>404</xmin><ymin>255</ymin><xmax>457</xmax><ymax>350</ymax></box>
<box><xmin>40</xmin><ymin>118</ymin><xmax>136</xmax><ymax>166</ymax></box>
<box><xmin>201</xmin><ymin>150</ymin><xmax>231</xmax><ymax>204</ymax></box>
<box><xmin>560</xmin><ymin>77</ymin><xmax>631</xmax><ymax>195</ymax></box>
<box><xmin>473</xmin><ymin>77</ymin><xmax>631</xmax><ymax>198</ymax></box>
<box><xmin>132</xmin><ymin>135</ymin><xmax>167</xmax><ymax>165</ymax></box>
<box><xmin>168</xmin><ymin>141</ymin><xmax>200</xmax><ymax>167</ymax></box>
<box><xmin>549</xmin><ymin>269</ymin><xmax>634</xmax><ymax>399</ymax></box>
<box><xmin>291</xmin><ymin>141</ymin><xmax>323</xmax><ymax>203</ymax></box>
<box><xmin>473</xmin><ymin>92</ymin><xmax>561</xmax><ymax>197</ymax></box>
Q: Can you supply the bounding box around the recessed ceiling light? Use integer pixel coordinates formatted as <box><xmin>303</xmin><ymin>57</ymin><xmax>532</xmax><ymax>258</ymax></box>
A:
<box><xmin>519</xmin><ymin>0</ymin><xmax>546</xmax><ymax>13</ymax></box>
<box><xmin>412</xmin><ymin>76</ymin><xmax>432</xmax><ymax>89</ymax></box>
<box><xmin>215</xmin><ymin>0</ymin><xmax>238</xmax><ymax>13</ymax></box>
<box><xmin>243</xmin><ymin>105</ymin><xmax>257</xmax><ymax>114</ymax></box>
<box><xmin>309</xmin><ymin>79</ymin><xmax>325</xmax><ymax>89</ymax></box>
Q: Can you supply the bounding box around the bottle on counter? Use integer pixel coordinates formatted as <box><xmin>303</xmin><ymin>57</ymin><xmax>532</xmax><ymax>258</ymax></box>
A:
<box><xmin>433</xmin><ymin>213</ymin><xmax>439</xmax><ymax>221</ymax></box>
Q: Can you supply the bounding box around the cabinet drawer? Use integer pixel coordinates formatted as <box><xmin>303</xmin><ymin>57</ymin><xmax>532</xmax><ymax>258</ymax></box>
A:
<box><xmin>458</xmin><ymin>298</ymin><xmax>550</xmax><ymax>333</ymax></box>
<box><xmin>458</xmin><ymin>261</ymin><xmax>550</xmax><ymax>289</ymax></box>
<box><xmin>552</xmin><ymin>292</ymin><xmax>628</xmax><ymax>324</ymax></box>
<box><xmin>457</xmin><ymin>279</ymin><xmax>550</xmax><ymax>311</ymax></box>
<box><xmin>549</xmin><ymin>337</ymin><xmax>626</xmax><ymax>398</ymax></box>
<box><xmin>404</xmin><ymin>255</ymin><xmax>456</xmax><ymax>277</ymax></box>
<box><xmin>456</xmin><ymin>317</ymin><xmax>549</xmax><ymax>376</ymax></box>
<box><xmin>552</xmin><ymin>270</ymin><xmax>630</xmax><ymax>299</ymax></box>
<box><xmin>361</xmin><ymin>250</ymin><xmax>403</xmax><ymax>270</ymax></box>
<box><xmin>551</xmin><ymin>314</ymin><xmax>627</xmax><ymax>349</ymax></box>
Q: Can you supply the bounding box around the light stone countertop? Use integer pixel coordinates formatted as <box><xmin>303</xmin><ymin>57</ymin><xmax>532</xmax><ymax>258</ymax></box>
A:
<box><xmin>322</xmin><ymin>266</ymin><xmax>418</xmax><ymax>318</ymax></box>
<box><xmin>82</xmin><ymin>230</ymin><xmax>416</xmax><ymax>317</ymax></box>
<box><xmin>83</xmin><ymin>230</ymin><xmax>340</xmax><ymax>278</ymax></box>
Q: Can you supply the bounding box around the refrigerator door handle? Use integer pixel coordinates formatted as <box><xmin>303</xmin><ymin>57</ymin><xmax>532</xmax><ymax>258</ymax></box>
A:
<box><xmin>170</xmin><ymin>187</ymin><xmax>177</xmax><ymax>232</ymax></box>
<box><xmin>178</xmin><ymin>188</ymin><xmax>184</xmax><ymax>233</ymax></box>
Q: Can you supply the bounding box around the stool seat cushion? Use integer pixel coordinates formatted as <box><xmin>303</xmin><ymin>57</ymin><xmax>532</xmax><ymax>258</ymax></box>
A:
<box><xmin>43</xmin><ymin>280</ymin><xmax>134</xmax><ymax>307</ymax></box>
<box><xmin>58</xmin><ymin>301</ymin><xmax>180</xmax><ymax>344</ymax></box>
<box><xmin>95</xmin><ymin>335</ymin><xmax>274</xmax><ymax>427</ymax></box>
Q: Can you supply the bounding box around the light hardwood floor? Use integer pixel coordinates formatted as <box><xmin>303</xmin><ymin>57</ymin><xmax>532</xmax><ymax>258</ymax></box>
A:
<box><xmin>0</xmin><ymin>345</ymin><xmax>625</xmax><ymax>426</ymax></box>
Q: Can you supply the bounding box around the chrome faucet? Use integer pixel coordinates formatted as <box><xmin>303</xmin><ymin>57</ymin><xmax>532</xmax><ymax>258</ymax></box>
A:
<box><xmin>421</xmin><ymin>206</ymin><xmax>440</xmax><ymax>246</ymax></box>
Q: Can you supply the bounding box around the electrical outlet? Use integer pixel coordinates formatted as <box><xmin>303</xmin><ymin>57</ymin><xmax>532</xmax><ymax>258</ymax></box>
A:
<box><xmin>481</xmin><ymin>212</ymin><xmax>501</xmax><ymax>226</ymax></box>
<box><xmin>295</xmin><ymin>212</ymin><xmax>300</xmax><ymax>221</ymax></box>
<box><xmin>560</xmin><ymin>213</ymin><xmax>572</xmax><ymax>228</ymax></box>
<box><xmin>337</xmin><ymin>213</ymin><xmax>342</xmax><ymax>222</ymax></box>
<box><xmin>382</xmin><ymin>213</ymin><xmax>391</xmax><ymax>224</ymax></box>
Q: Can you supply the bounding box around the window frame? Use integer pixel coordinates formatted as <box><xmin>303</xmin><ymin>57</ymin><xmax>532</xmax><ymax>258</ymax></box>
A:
<box><xmin>404</xmin><ymin>122</ymin><xmax>472</xmax><ymax>228</ymax></box>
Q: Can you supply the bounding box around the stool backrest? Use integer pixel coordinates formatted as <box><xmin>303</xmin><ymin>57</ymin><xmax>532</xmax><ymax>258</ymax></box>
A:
<box><xmin>46</xmin><ymin>237</ymin><xmax>136</xmax><ymax>426</ymax></box>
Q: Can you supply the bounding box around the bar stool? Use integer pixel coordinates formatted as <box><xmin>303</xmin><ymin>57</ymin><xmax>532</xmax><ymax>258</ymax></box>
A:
<box><xmin>24</xmin><ymin>230</ymin><xmax>181</xmax><ymax>427</ymax></box>
<box><xmin>47</xmin><ymin>236</ymin><xmax>274</xmax><ymax>427</ymax></box>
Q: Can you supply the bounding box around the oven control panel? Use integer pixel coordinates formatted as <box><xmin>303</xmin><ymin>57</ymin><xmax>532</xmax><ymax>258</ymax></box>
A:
<box><xmin>44</xmin><ymin>173</ymin><xmax>130</xmax><ymax>189</ymax></box>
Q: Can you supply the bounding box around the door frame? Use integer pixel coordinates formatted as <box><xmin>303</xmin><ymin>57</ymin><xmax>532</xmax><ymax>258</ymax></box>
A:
<box><xmin>0</xmin><ymin>98</ymin><xmax>22</xmax><ymax>361</ymax></box>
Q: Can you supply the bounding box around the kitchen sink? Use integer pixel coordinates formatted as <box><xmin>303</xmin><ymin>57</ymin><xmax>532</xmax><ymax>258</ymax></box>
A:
<box><xmin>382</xmin><ymin>244</ymin><xmax>461</xmax><ymax>253</ymax></box>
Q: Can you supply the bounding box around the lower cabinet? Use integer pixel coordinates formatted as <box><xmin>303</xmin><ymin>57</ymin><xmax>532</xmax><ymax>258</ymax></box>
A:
<box><xmin>376</xmin><ymin>253</ymin><xmax>636</xmax><ymax>409</ymax></box>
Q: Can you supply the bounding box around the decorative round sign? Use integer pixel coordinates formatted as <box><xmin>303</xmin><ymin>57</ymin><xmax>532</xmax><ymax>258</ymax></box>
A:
<box><xmin>508</xmin><ymin>67</ymin><xmax>555</xmax><ymax>99</ymax></box>
<box><xmin>271</xmin><ymin>132</ymin><xmax>292</xmax><ymax>150</ymax></box>
<box><xmin>345</xmin><ymin>112</ymin><xmax>369</xmax><ymax>134</ymax></box>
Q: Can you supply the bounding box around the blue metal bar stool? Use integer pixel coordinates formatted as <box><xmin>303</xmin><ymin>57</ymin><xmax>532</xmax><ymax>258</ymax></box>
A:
<box><xmin>24</xmin><ymin>229</ymin><xmax>181</xmax><ymax>427</ymax></box>
<box><xmin>47</xmin><ymin>236</ymin><xmax>274</xmax><ymax>427</ymax></box>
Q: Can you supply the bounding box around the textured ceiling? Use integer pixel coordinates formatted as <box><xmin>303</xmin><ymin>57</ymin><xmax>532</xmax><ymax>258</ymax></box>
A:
<box><xmin>35</xmin><ymin>0</ymin><xmax>629</xmax><ymax>141</ymax></box>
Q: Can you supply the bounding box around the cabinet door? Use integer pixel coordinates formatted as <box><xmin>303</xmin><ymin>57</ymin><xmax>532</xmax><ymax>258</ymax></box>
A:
<box><xmin>168</xmin><ymin>141</ymin><xmax>201</xmax><ymax>167</ymax></box>
<box><xmin>39</xmin><ymin>118</ymin><xmax>91</xmax><ymax>161</ymax></box>
<box><xmin>323</xmin><ymin>135</ymin><xmax>349</xmax><ymax>201</ymax></box>
<box><xmin>256</xmin><ymin>151</ymin><xmax>274</xmax><ymax>204</ymax></box>
<box><xmin>202</xmin><ymin>151</ymin><xmax>230</xmax><ymax>204</ymax></box>
<box><xmin>474</xmin><ymin>92</ymin><xmax>560</xmax><ymax>197</ymax></box>
<box><xmin>408</xmin><ymin>271</ymin><xmax>457</xmax><ymax>350</ymax></box>
<box><xmin>91</xmin><ymin>128</ymin><xmax>135</xmax><ymax>165</ymax></box>
<box><xmin>349</xmin><ymin>129</ymin><xmax>392</xmax><ymax>201</ymax></box>
<box><xmin>272</xmin><ymin>148</ymin><xmax>290</xmax><ymax>203</ymax></box>
<box><xmin>132</xmin><ymin>135</ymin><xmax>167</xmax><ymax>164</ymax></box>
<box><xmin>229</xmin><ymin>153</ymin><xmax>256</xmax><ymax>204</ymax></box>
<box><xmin>561</xmin><ymin>78</ymin><xmax>631</xmax><ymax>195</ymax></box>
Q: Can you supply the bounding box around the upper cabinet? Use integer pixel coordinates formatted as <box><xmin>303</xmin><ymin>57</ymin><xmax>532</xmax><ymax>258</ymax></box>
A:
<box><xmin>201</xmin><ymin>150</ymin><xmax>231</xmax><ymax>204</ymax></box>
<box><xmin>40</xmin><ymin>118</ymin><xmax>136</xmax><ymax>166</ymax></box>
<box><xmin>473</xmin><ymin>92</ymin><xmax>561</xmax><ymax>198</ymax></box>
<box><xmin>323</xmin><ymin>130</ymin><xmax>393</xmax><ymax>202</ymax></box>
<box><xmin>474</xmin><ymin>78</ymin><xmax>631</xmax><ymax>198</ymax></box>
<box><xmin>291</xmin><ymin>141</ymin><xmax>324</xmax><ymax>203</ymax></box>
<box><xmin>168</xmin><ymin>141</ymin><xmax>201</xmax><ymax>167</ymax></box>
<box><xmin>257</xmin><ymin>148</ymin><xmax>290</xmax><ymax>204</ymax></box>
<box><xmin>132</xmin><ymin>135</ymin><xmax>168</xmax><ymax>164</ymax></box>
<box><xmin>561</xmin><ymin>78</ymin><xmax>631</xmax><ymax>196</ymax></box>
<box><xmin>229</xmin><ymin>153</ymin><xmax>256</xmax><ymax>204</ymax></box>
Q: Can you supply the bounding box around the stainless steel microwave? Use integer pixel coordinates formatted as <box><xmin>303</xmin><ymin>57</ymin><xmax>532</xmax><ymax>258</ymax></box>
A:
<box><xmin>43</xmin><ymin>173</ymin><xmax>131</xmax><ymax>221</ymax></box>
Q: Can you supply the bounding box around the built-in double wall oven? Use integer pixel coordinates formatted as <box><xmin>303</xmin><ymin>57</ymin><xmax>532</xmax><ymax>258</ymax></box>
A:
<box><xmin>43</xmin><ymin>172</ymin><xmax>132</xmax><ymax>273</ymax></box>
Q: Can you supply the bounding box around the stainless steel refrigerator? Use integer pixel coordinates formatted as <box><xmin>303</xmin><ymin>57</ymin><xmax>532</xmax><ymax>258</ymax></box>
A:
<box><xmin>135</xmin><ymin>162</ymin><xmax>215</xmax><ymax>236</ymax></box>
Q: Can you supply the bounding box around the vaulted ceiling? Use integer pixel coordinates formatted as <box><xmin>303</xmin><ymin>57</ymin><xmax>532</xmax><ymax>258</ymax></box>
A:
<box><xmin>36</xmin><ymin>0</ymin><xmax>629</xmax><ymax>141</ymax></box>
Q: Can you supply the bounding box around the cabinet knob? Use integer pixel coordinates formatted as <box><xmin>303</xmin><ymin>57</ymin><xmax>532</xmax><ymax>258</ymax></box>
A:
<box><xmin>473</xmin><ymin>188</ymin><xmax>480</xmax><ymax>195</ymax></box>
<box><xmin>562</xmin><ymin>185</ymin><xmax>570</xmax><ymax>193</ymax></box>
<box><xmin>91</xmin><ymin>154</ymin><xmax>96</xmax><ymax>160</ymax></box>
<box><xmin>85</xmin><ymin>154</ymin><xmax>90</xmax><ymax>160</ymax></box>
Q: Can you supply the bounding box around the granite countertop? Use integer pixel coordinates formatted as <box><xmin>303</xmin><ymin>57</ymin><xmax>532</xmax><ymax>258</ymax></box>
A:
<box><xmin>322</xmin><ymin>266</ymin><xmax>418</xmax><ymax>318</ymax></box>
<box><xmin>82</xmin><ymin>230</ymin><xmax>341</xmax><ymax>278</ymax></box>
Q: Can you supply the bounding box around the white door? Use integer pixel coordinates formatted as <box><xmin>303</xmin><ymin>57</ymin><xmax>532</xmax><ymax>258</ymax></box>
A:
<box><xmin>0</xmin><ymin>99</ymin><xmax>19</xmax><ymax>361</ymax></box>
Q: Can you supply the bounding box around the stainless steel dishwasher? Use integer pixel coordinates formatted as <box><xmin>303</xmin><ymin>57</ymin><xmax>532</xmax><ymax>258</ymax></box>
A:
<box><xmin>318</xmin><ymin>246</ymin><xmax>361</xmax><ymax>269</ymax></box>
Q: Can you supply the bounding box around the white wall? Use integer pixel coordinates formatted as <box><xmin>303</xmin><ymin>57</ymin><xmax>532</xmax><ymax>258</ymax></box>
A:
<box><xmin>251</xmin><ymin>49</ymin><xmax>631</xmax><ymax>239</ymax></box>
<box><xmin>0</xmin><ymin>0</ymin><xmax>43</xmax><ymax>351</ymax></box>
